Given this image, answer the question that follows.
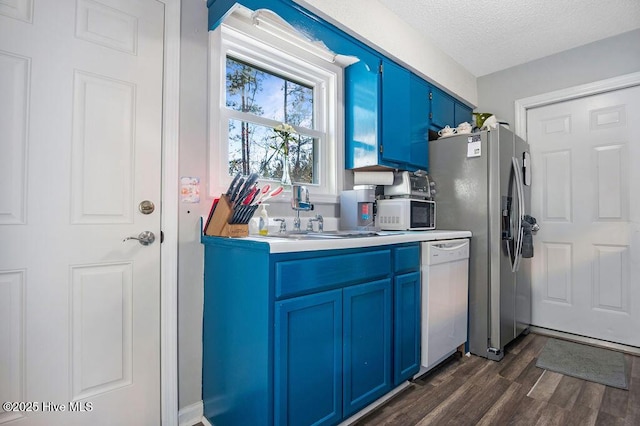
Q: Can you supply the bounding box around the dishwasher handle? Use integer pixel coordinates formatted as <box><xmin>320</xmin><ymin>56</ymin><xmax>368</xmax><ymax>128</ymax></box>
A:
<box><xmin>424</xmin><ymin>239</ymin><xmax>470</xmax><ymax>265</ymax></box>
<box><xmin>431</xmin><ymin>242</ymin><xmax>468</xmax><ymax>251</ymax></box>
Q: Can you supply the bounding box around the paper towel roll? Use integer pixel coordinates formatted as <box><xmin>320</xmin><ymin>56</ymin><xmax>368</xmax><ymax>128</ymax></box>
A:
<box><xmin>353</xmin><ymin>171</ymin><xmax>394</xmax><ymax>185</ymax></box>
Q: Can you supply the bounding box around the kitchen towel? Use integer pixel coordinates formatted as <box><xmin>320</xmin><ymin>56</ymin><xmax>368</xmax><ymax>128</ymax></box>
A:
<box><xmin>353</xmin><ymin>171</ymin><xmax>394</xmax><ymax>185</ymax></box>
<box><xmin>536</xmin><ymin>338</ymin><xmax>629</xmax><ymax>389</ymax></box>
<box><xmin>521</xmin><ymin>215</ymin><xmax>537</xmax><ymax>258</ymax></box>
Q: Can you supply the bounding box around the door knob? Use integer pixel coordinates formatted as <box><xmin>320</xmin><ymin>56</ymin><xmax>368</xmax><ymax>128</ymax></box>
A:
<box><xmin>138</xmin><ymin>200</ymin><xmax>155</xmax><ymax>214</ymax></box>
<box><xmin>123</xmin><ymin>231</ymin><xmax>156</xmax><ymax>246</ymax></box>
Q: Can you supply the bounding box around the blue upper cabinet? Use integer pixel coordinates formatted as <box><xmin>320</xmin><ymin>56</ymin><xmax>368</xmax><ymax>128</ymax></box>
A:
<box><xmin>346</xmin><ymin>58</ymin><xmax>429</xmax><ymax>171</ymax></box>
<box><xmin>345</xmin><ymin>51</ymin><xmax>381</xmax><ymax>170</ymax></box>
<box><xmin>430</xmin><ymin>87</ymin><xmax>455</xmax><ymax>130</ymax></box>
<box><xmin>430</xmin><ymin>86</ymin><xmax>473</xmax><ymax>131</ymax></box>
<box><xmin>454</xmin><ymin>101</ymin><xmax>473</xmax><ymax>127</ymax></box>
<box><xmin>409</xmin><ymin>74</ymin><xmax>430</xmax><ymax>171</ymax></box>
<box><xmin>380</xmin><ymin>59</ymin><xmax>411</xmax><ymax>167</ymax></box>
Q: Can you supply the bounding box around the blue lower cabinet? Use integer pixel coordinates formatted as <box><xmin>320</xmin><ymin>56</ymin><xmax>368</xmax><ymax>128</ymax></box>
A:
<box><xmin>275</xmin><ymin>290</ymin><xmax>343</xmax><ymax>426</ymax></box>
<box><xmin>393</xmin><ymin>272</ymin><xmax>421</xmax><ymax>385</ymax></box>
<box><xmin>343</xmin><ymin>279</ymin><xmax>392</xmax><ymax>417</ymax></box>
<box><xmin>202</xmin><ymin>239</ymin><xmax>421</xmax><ymax>426</ymax></box>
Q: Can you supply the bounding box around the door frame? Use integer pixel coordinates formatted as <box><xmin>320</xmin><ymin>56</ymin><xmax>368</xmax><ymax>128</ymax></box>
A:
<box><xmin>513</xmin><ymin>71</ymin><xmax>640</xmax><ymax>354</ymax></box>
<box><xmin>514</xmin><ymin>71</ymin><xmax>640</xmax><ymax>139</ymax></box>
<box><xmin>159</xmin><ymin>0</ymin><xmax>180</xmax><ymax>424</ymax></box>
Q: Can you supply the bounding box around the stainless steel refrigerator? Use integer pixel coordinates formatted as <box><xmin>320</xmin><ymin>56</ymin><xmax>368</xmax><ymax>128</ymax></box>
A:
<box><xmin>429</xmin><ymin>127</ymin><xmax>533</xmax><ymax>361</ymax></box>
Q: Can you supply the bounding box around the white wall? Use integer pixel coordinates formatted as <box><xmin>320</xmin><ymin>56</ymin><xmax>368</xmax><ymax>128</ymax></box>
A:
<box><xmin>477</xmin><ymin>29</ymin><xmax>640</xmax><ymax>127</ymax></box>
<box><xmin>178</xmin><ymin>0</ymin><xmax>209</xmax><ymax>410</ymax></box>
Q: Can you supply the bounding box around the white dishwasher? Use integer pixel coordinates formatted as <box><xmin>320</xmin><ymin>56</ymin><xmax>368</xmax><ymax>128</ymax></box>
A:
<box><xmin>420</xmin><ymin>239</ymin><xmax>470</xmax><ymax>373</ymax></box>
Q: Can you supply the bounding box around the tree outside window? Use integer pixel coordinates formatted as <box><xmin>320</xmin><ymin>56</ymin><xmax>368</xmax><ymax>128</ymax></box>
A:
<box><xmin>225</xmin><ymin>56</ymin><xmax>316</xmax><ymax>184</ymax></box>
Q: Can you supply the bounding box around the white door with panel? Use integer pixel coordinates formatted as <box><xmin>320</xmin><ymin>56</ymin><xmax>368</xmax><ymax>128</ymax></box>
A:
<box><xmin>0</xmin><ymin>0</ymin><xmax>164</xmax><ymax>424</ymax></box>
<box><xmin>527</xmin><ymin>85</ymin><xmax>640</xmax><ymax>347</ymax></box>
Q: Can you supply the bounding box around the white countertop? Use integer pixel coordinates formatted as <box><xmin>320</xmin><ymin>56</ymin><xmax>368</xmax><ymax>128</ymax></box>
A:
<box><xmin>243</xmin><ymin>230</ymin><xmax>472</xmax><ymax>253</ymax></box>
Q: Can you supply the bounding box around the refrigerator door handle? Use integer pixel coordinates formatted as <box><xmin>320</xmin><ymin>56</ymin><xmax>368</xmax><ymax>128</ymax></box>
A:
<box><xmin>512</xmin><ymin>157</ymin><xmax>525</xmax><ymax>272</ymax></box>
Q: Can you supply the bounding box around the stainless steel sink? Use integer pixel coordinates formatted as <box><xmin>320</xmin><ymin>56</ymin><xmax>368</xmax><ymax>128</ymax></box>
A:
<box><xmin>261</xmin><ymin>230</ymin><xmax>385</xmax><ymax>240</ymax></box>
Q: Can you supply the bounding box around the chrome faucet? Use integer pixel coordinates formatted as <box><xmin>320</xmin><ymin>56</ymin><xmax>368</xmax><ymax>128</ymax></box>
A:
<box><xmin>306</xmin><ymin>214</ymin><xmax>324</xmax><ymax>232</ymax></box>
<box><xmin>291</xmin><ymin>185</ymin><xmax>314</xmax><ymax>231</ymax></box>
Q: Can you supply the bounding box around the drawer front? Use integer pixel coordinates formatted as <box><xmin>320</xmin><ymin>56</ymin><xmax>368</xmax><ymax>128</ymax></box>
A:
<box><xmin>275</xmin><ymin>249</ymin><xmax>391</xmax><ymax>299</ymax></box>
<box><xmin>394</xmin><ymin>244</ymin><xmax>420</xmax><ymax>273</ymax></box>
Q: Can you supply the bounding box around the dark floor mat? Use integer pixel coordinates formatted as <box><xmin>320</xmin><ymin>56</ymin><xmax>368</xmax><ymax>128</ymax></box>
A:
<box><xmin>536</xmin><ymin>338</ymin><xmax>629</xmax><ymax>389</ymax></box>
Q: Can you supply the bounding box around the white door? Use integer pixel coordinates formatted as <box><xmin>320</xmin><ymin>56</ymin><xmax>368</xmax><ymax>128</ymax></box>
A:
<box><xmin>527</xmin><ymin>84</ymin><xmax>640</xmax><ymax>347</ymax></box>
<box><xmin>0</xmin><ymin>0</ymin><xmax>164</xmax><ymax>424</ymax></box>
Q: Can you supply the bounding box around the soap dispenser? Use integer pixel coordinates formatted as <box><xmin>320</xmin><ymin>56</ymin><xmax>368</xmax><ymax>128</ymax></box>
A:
<box><xmin>258</xmin><ymin>203</ymin><xmax>269</xmax><ymax>236</ymax></box>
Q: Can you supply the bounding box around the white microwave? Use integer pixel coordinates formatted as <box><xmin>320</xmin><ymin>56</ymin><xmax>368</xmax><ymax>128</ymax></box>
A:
<box><xmin>376</xmin><ymin>198</ymin><xmax>436</xmax><ymax>231</ymax></box>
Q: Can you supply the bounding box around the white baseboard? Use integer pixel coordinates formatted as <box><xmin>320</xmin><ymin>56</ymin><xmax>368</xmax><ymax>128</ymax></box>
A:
<box><xmin>530</xmin><ymin>326</ymin><xmax>640</xmax><ymax>356</ymax></box>
<box><xmin>338</xmin><ymin>381</ymin><xmax>411</xmax><ymax>425</ymax></box>
<box><xmin>178</xmin><ymin>401</ymin><xmax>203</xmax><ymax>426</ymax></box>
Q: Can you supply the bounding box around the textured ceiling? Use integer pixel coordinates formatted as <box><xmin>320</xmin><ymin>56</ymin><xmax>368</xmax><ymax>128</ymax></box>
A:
<box><xmin>376</xmin><ymin>0</ymin><xmax>640</xmax><ymax>77</ymax></box>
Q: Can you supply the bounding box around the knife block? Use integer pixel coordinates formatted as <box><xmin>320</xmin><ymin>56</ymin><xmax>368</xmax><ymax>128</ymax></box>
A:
<box><xmin>204</xmin><ymin>195</ymin><xmax>249</xmax><ymax>238</ymax></box>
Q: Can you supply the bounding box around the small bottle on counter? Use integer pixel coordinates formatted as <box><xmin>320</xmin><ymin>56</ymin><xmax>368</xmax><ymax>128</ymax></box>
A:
<box><xmin>258</xmin><ymin>203</ymin><xmax>269</xmax><ymax>236</ymax></box>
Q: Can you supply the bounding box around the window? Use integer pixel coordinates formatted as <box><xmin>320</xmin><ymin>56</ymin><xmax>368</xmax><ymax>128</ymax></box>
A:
<box><xmin>209</xmin><ymin>7</ymin><xmax>343</xmax><ymax>202</ymax></box>
<box><xmin>225</xmin><ymin>56</ymin><xmax>315</xmax><ymax>183</ymax></box>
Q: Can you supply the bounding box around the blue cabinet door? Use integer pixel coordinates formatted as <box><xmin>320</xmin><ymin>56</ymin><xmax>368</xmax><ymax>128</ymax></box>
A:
<box><xmin>275</xmin><ymin>290</ymin><xmax>343</xmax><ymax>426</ymax></box>
<box><xmin>381</xmin><ymin>59</ymin><xmax>411</xmax><ymax>166</ymax></box>
<box><xmin>345</xmin><ymin>51</ymin><xmax>381</xmax><ymax>169</ymax></box>
<box><xmin>409</xmin><ymin>75</ymin><xmax>430</xmax><ymax>171</ymax></box>
<box><xmin>454</xmin><ymin>101</ymin><xmax>473</xmax><ymax>127</ymax></box>
<box><xmin>431</xmin><ymin>86</ymin><xmax>473</xmax><ymax>131</ymax></box>
<box><xmin>430</xmin><ymin>87</ymin><xmax>455</xmax><ymax>130</ymax></box>
<box><xmin>393</xmin><ymin>271</ymin><xmax>421</xmax><ymax>385</ymax></box>
<box><xmin>343</xmin><ymin>279</ymin><xmax>392</xmax><ymax>417</ymax></box>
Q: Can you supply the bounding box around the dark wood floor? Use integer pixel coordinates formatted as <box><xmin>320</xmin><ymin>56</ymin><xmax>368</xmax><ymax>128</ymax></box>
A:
<box><xmin>353</xmin><ymin>333</ymin><xmax>640</xmax><ymax>426</ymax></box>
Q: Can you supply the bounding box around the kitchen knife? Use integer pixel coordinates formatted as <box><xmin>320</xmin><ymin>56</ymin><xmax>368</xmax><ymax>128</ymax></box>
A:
<box><xmin>226</xmin><ymin>172</ymin><xmax>242</xmax><ymax>196</ymax></box>
<box><xmin>258</xmin><ymin>186</ymin><xmax>283</xmax><ymax>204</ymax></box>
<box><xmin>229</xmin><ymin>177</ymin><xmax>244</xmax><ymax>203</ymax></box>
<box><xmin>242</xmin><ymin>185</ymin><xmax>259</xmax><ymax>205</ymax></box>
<box><xmin>235</xmin><ymin>173</ymin><xmax>259</xmax><ymax>207</ymax></box>
<box><xmin>250</xmin><ymin>184</ymin><xmax>270</xmax><ymax>205</ymax></box>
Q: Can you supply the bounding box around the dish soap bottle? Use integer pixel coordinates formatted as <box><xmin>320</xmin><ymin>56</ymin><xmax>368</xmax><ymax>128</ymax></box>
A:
<box><xmin>258</xmin><ymin>203</ymin><xmax>269</xmax><ymax>236</ymax></box>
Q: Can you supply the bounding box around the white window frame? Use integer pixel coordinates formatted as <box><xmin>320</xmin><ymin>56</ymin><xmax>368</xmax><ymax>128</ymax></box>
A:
<box><xmin>208</xmin><ymin>7</ymin><xmax>344</xmax><ymax>203</ymax></box>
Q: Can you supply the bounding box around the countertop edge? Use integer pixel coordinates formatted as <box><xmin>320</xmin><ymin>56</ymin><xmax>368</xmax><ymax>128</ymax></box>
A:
<box><xmin>203</xmin><ymin>230</ymin><xmax>472</xmax><ymax>253</ymax></box>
